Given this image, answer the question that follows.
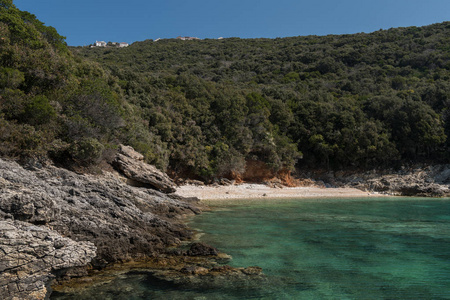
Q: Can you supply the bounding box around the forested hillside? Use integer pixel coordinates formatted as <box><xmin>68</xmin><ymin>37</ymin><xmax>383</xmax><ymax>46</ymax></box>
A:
<box><xmin>73</xmin><ymin>22</ymin><xmax>450</xmax><ymax>177</ymax></box>
<box><xmin>1</xmin><ymin>0</ymin><xmax>449</xmax><ymax>180</ymax></box>
<box><xmin>0</xmin><ymin>0</ymin><xmax>131</xmax><ymax>169</ymax></box>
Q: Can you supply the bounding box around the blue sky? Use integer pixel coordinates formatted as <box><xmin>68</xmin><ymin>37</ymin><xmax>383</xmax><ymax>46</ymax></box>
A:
<box><xmin>14</xmin><ymin>0</ymin><xmax>450</xmax><ymax>46</ymax></box>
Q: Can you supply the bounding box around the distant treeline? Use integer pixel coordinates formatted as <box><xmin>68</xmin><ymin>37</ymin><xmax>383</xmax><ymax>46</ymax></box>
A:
<box><xmin>1</xmin><ymin>0</ymin><xmax>449</xmax><ymax>178</ymax></box>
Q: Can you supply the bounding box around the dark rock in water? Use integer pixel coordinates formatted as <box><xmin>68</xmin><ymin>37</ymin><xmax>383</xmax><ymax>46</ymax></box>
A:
<box><xmin>150</xmin><ymin>263</ymin><xmax>267</xmax><ymax>290</ymax></box>
<box><xmin>113</xmin><ymin>144</ymin><xmax>176</xmax><ymax>193</ymax></box>
<box><xmin>210</xmin><ymin>265</ymin><xmax>235</xmax><ymax>273</ymax></box>
<box><xmin>187</xmin><ymin>242</ymin><xmax>219</xmax><ymax>256</ymax></box>
<box><xmin>241</xmin><ymin>266</ymin><xmax>263</xmax><ymax>275</ymax></box>
<box><xmin>0</xmin><ymin>220</ymin><xmax>96</xmax><ymax>300</ymax></box>
<box><xmin>0</xmin><ymin>158</ymin><xmax>200</xmax><ymax>299</ymax></box>
<box><xmin>180</xmin><ymin>266</ymin><xmax>210</xmax><ymax>275</ymax></box>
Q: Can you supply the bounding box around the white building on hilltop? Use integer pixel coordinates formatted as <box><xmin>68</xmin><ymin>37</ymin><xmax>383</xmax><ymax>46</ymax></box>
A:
<box><xmin>119</xmin><ymin>42</ymin><xmax>129</xmax><ymax>48</ymax></box>
<box><xmin>95</xmin><ymin>41</ymin><xmax>107</xmax><ymax>47</ymax></box>
<box><xmin>177</xmin><ymin>36</ymin><xmax>200</xmax><ymax>41</ymax></box>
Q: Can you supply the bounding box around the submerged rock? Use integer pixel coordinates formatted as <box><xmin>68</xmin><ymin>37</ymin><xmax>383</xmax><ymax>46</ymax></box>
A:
<box><xmin>146</xmin><ymin>246</ymin><xmax>265</xmax><ymax>290</ymax></box>
<box><xmin>150</xmin><ymin>263</ymin><xmax>266</xmax><ymax>290</ymax></box>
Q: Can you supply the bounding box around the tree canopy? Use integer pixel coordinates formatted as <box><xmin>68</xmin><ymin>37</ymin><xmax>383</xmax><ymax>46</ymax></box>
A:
<box><xmin>72</xmin><ymin>22</ymin><xmax>450</xmax><ymax>175</ymax></box>
<box><xmin>1</xmin><ymin>0</ymin><xmax>449</xmax><ymax>178</ymax></box>
<box><xmin>0</xmin><ymin>1</ymin><xmax>124</xmax><ymax>167</ymax></box>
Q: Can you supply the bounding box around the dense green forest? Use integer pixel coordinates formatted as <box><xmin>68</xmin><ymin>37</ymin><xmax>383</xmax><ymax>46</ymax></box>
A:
<box><xmin>0</xmin><ymin>0</ymin><xmax>128</xmax><ymax>168</ymax></box>
<box><xmin>73</xmin><ymin>21</ymin><xmax>450</xmax><ymax>176</ymax></box>
<box><xmin>1</xmin><ymin>0</ymin><xmax>449</xmax><ymax>179</ymax></box>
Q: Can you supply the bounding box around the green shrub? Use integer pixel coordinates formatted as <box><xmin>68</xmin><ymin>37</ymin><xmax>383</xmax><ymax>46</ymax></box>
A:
<box><xmin>0</xmin><ymin>67</ymin><xmax>24</xmax><ymax>88</ymax></box>
<box><xmin>68</xmin><ymin>137</ymin><xmax>104</xmax><ymax>165</ymax></box>
<box><xmin>0</xmin><ymin>116</ymin><xmax>48</xmax><ymax>157</ymax></box>
<box><xmin>22</xmin><ymin>95</ymin><xmax>56</xmax><ymax>125</ymax></box>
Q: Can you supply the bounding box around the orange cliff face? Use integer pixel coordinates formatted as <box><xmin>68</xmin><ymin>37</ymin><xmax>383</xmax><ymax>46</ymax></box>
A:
<box><xmin>169</xmin><ymin>160</ymin><xmax>316</xmax><ymax>187</ymax></box>
<box><xmin>238</xmin><ymin>160</ymin><xmax>299</xmax><ymax>187</ymax></box>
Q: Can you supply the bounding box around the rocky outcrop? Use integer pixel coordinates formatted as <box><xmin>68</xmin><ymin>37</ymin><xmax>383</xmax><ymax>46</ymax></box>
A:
<box><xmin>304</xmin><ymin>165</ymin><xmax>450</xmax><ymax>197</ymax></box>
<box><xmin>0</xmin><ymin>157</ymin><xmax>201</xmax><ymax>299</ymax></box>
<box><xmin>53</xmin><ymin>249</ymin><xmax>265</xmax><ymax>297</ymax></box>
<box><xmin>113</xmin><ymin>145</ymin><xmax>176</xmax><ymax>193</ymax></box>
<box><xmin>186</xmin><ymin>242</ymin><xmax>219</xmax><ymax>256</ymax></box>
<box><xmin>148</xmin><ymin>246</ymin><xmax>264</xmax><ymax>289</ymax></box>
<box><xmin>153</xmin><ymin>264</ymin><xmax>266</xmax><ymax>290</ymax></box>
<box><xmin>0</xmin><ymin>220</ymin><xmax>96</xmax><ymax>300</ymax></box>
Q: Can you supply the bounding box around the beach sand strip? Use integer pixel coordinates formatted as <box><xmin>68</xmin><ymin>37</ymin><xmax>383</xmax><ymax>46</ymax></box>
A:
<box><xmin>176</xmin><ymin>184</ymin><xmax>382</xmax><ymax>201</ymax></box>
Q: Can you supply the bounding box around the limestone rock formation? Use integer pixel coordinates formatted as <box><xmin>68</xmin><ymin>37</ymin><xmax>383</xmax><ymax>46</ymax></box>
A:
<box><xmin>353</xmin><ymin>165</ymin><xmax>450</xmax><ymax>197</ymax></box>
<box><xmin>117</xmin><ymin>144</ymin><xmax>145</xmax><ymax>161</ymax></box>
<box><xmin>0</xmin><ymin>220</ymin><xmax>96</xmax><ymax>300</ymax></box>
<box><xmin>150</xmin><ymin>264</ymin><xmax>266</xmax><ymax>290</ymax></box>
<box><xmin>186</xmin><ymin>242</ymin><xmax>219</xmax><ymax>256</ymax></box>
<box><xmin>0</xmin><ymin>158</ymin><xmax>200</xmax><ymax>299</ymax></box>
<box><xmin>113</xmin><ymin>145</ymin><xmax>177</xmax><ymax>193</ymax></box>
<box><xmin>306</xmin><ymin>165</ymin><xmax>450</xmax><ymax>197</ymax></box>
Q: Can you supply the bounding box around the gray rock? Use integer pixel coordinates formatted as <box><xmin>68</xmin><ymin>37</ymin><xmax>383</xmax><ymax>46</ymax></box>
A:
<box><xmin>113</xmin><ymin>145</ymin><xmax>176</xmax><ymax>193</ymax></box>
<box><xmin>187</xmin><ymin>242</ymin><xmax>219</xmax><ymax>256</ymax></box>
<box><xmin>184</xmin><ymin>179</ymin><xmax>205</xmax><ymax>186</ymax></box>
<box><xmin>0</xmin><ymin>220</ymin><xmax>96</xmax><ymax>300</ymax></box>
<box><xmin>151</xmin><ymin>264</ymin><xmax>267</xmax><ymax>290</ymax></box>
<box><xmin>0</xmin><ymin>158</ymin><xmax>200</xmax><ymax>299</ymax></box>
<box><xmin>333</xmin><ymin>165</ymin><xmax>450</xmax><ymax>197</ymax></box>
<box><xmin>219</xmin><ymin>178</ymin><xmax>233</xmax><ymax>186</ymax></box>
<box><xmin>433</xmin><ymin>165</ymin><xmax>450</xmax><ymax>184</ymax></box>
<box><xmin>118</xmin><ymin>144</ymin><xmax>144</xmax><ymax>161</ymax></box>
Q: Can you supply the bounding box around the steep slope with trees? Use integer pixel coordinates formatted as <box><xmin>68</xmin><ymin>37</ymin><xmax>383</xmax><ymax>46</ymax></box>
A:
<box><xmin>73</xmin><ymin>22</ymin><xmax>450</xmax><ymax>178</ymax></box>
<box><xmin>1</xmin><ymin>0</ymin><xmax>449</xmax><ymax>180</ymax></box>
<box><xmin>0</xmin><ymin>0</ymin><xmax>128</xmax><ymax>169</ymax></box>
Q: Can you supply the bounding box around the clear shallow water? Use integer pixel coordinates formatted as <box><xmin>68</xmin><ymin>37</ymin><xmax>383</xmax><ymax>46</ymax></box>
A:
<box><xmin>52</xmin><ymin>197</ymin><xmax>450</xmax><ymax>300</ymax></box>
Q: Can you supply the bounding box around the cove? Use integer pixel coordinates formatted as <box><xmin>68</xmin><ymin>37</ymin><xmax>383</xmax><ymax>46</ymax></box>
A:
<box><xmin>52</xmin><ymin>197</ymin><xmax>450</xmax><ymax>299</ymax></box>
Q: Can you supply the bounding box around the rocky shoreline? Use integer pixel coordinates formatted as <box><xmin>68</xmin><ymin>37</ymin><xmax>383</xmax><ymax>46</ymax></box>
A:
<box><xmin>0</xmin><ymin>220</ymin><xmax>96</xmax><ymax>300</ymax></box>
<box><xmin>176</xmin><ymin>165</ymin><xmax>450</xmax><ymax>201</ymax></box>
<box><xmin>304</xmin><ymin>165</ymin><xmax>450</xmax><ymax>197</ymax></box>
<box><xmin>50</xmin><ymin>242</ymin><xmax>265</xmax><ymax>298</ymax></box>
<box><xmin>0</xmin><ymin>146</ymin><xmax>207</xmax><ymax>300</ymax></box>
<box><xmin>0</xmin><ymin>145</ymin><xmax>269</xmax><ymax>300</ymax></box>
<box><xmin>1</xmin><ymin>146</ymin><xmax>450</xmax><ymax>299</ymax></box>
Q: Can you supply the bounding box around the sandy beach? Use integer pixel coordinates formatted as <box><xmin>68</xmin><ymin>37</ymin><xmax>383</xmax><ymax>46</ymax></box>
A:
<box><xmin>176</xmin><ymin>183</ymin><xmax>382</xmax><ymax>201</ymax></box>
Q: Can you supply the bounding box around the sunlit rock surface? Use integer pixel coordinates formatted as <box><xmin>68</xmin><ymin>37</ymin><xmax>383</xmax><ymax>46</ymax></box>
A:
<box><xmin>0</xmin><ymin>158</ymin><xmax>200</xmax><ymax>299</ymax></box>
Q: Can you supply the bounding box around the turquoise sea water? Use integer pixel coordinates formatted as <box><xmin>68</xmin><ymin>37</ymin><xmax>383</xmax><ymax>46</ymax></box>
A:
<box><xmin>52</xmin><ymin>197</ymin><xmax>450</xmax><ymax>299</ymax></box>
